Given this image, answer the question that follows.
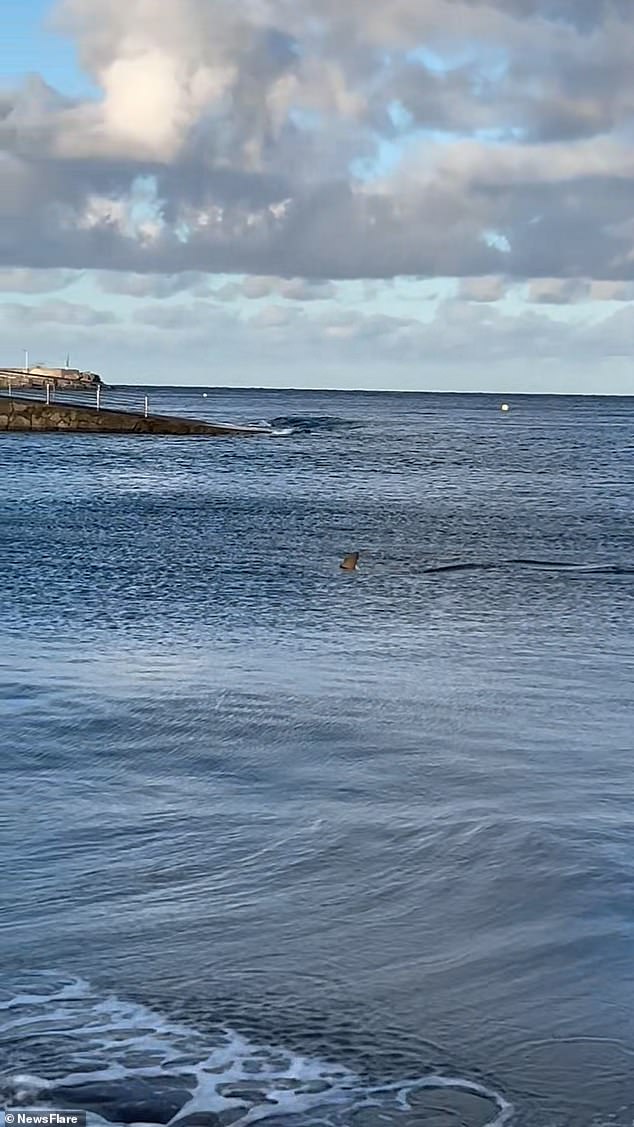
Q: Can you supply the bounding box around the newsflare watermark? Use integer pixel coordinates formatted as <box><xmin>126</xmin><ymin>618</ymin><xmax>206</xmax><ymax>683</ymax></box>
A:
<box><xmin>2</xmin><ymin>1113</ymin><xmax>86</xmax><ymax>1127</ymax></box>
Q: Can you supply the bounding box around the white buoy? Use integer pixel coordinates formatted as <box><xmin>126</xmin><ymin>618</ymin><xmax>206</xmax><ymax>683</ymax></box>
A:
<box><xmin>500</xmin><ymin>403</ymin><xmax>510</xmax><ymax>412</ymax></box>
<box><xmin>202</xmin><ymin>392</ymin><xmax>208</xmax><ymax>398</ymax></box>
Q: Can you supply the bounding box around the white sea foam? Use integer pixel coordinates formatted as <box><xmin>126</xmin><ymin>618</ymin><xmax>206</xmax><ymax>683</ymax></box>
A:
<box><xmin>1</xmin><ymin>973</ymin><xmax>513</xmax><ymax>1126</ymax></box>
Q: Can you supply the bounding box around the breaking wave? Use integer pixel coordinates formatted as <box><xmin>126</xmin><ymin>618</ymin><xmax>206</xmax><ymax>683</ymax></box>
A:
<box><xmin>1</xmin><ymin>973</ymin><xmax>512</xmax><ymax>1127</ymax></box>
<box><xmin>265</xmin><ymin>416</ymin><xmax>358</xmax><ymax>436</ymax></box>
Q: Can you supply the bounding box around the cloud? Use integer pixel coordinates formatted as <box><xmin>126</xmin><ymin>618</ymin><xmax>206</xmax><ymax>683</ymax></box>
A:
<box><xmin>1</xmin><ymin>0</ymin><xmax>634</xmax><ymax>286</ymax></box>
<box><xmin>525</xmin><ymin>277</ymin><xmax>634</xmax><ymax>303</ymax></box>
<box><xmin>96</xmin><ymin>270</ymin><xmax>211</xmax><ymax>297</ymax></box>
<box><xmin>216</xmin><ymin>275</ymin><xmax>337</xmax><ymax>300</ymax></box>
<box><xmin>249</xmin><ymin>303</ymin><xmax>298</xmax><ymax>328</ymax></box>
<box><xmin>2</xmin><ymin>278</ymin><xmax>633</xmax><ymax>393</ymax></box>
<box><xmin>588</xmin><ymin>280</ymin><xmax>634</xmax><ymax>302</ymax></box>
<box><xmin>527</xmin><ymin>278</ymin><xmax>589</xmax><ymax>304</ymax></box>
<box><xmin>459</xmin><ymin>276</ymin><xmax>508</xmax><ymax>303</ymax></box>
<box><xmin>0</xmin><ymin>299</ymin><xmax>117</xmax><ymax>326</ymax></box>
<box><xmin>132</xmin><ymin>300</ymin><xmax>216</xmax><ymax>329</ymax></box>
<box><xmin>0</xmin><ymin>268</ymin><xmax>78</xmax><ymax>293</ymax></box>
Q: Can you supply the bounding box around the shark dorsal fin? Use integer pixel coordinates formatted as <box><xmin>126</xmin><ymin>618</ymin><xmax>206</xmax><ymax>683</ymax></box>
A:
<box><xmin>340</xmin><ymin>551</ymin><xmax>359</xmax><ymax>571</ymax></box>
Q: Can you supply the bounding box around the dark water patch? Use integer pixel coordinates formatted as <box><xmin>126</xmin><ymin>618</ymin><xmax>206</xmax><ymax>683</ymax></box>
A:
<box><xmin>421</xmin><ymin>560</ymin><xmax>498</xmax><ymax>574</ymax></box>
<box><xmin>267</xmin><ymin>415</ymin><xmax>359</xmax><ymax>434</ymax></box>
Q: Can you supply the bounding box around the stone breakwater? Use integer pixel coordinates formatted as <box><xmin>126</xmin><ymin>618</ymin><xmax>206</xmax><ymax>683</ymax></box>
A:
<box><xmin>0</xmin><ymin>397</ymin><xmax>266</xmax><ymax>437</ymax></box>
<box><xmin>0</xmin><ymin>366</ymin><xmax>101</xmax><ymax>392</ymax></box>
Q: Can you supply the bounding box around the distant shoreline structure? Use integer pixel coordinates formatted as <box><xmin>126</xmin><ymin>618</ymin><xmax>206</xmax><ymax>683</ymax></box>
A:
<box><xmin>0</xmin><ymin>364</ymin><xmax>103</xmax><ymax>392</ymax></box>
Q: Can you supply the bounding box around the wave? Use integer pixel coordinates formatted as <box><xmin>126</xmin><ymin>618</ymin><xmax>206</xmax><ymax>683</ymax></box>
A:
<box><xmin>266</xmin><ymin>416</ymin><xmax>358</xmax><ymax>436</ymax></box>
<box><xmin>414</xmin><ymin>558</ymin><xmax>634</xmax><ymax>576</ymax></box>
<box><xmin>422</xmin><ymin>561</ymin><xmax>497</xmax><ymax>574</ymax></box>
<box><xmin>508</xmin><ymin>558</ymin><xmax>634</xmax><ymax>574</ymax></box>
<box><xmin>1</xmin><ymin>972</ymin><xmax>512</xmax><ymax>1127</ymax></box>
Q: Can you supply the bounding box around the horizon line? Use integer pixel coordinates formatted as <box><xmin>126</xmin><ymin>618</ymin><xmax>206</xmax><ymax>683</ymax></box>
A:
<box><xmin>106</xmin><ymin>383</ymin><xmax>634</xmax><ymax>399</ymax></box>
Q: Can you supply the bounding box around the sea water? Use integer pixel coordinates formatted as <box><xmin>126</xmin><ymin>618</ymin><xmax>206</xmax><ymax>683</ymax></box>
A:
<box><xmin>2</xmin><ymin>388</ymin><xmax>634</xmax><ymax>1126</ymax></box>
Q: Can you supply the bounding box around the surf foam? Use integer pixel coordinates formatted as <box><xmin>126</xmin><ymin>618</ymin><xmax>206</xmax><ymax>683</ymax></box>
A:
<box><xmin>1</xmin><ymin>973</ymin><xmax>513</xmax><ymax>1126</ymax></box>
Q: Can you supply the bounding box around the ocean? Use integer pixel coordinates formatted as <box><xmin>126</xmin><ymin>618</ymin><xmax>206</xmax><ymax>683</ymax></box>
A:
<box><xmin>2</xmin><ymin>387</ymin><xmax>634</xmax><ymax>1127</ymax></box>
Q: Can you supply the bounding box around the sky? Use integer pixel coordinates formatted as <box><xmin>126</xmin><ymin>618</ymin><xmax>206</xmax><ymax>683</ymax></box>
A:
<box><xmin>2</xmin><ymin>0</ymin><xmax>634</xmax><ymax>392</ymax></box>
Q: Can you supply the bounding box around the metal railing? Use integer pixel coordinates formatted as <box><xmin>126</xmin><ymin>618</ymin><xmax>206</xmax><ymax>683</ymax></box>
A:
<box><xmin>0</xmin><ymin>377</ymin><xmax>151</xmax><ymax>418</ymax></box>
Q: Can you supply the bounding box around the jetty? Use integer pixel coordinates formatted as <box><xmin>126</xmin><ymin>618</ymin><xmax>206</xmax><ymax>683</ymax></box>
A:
<box><xmin>0</xmin><ymin>366</ymin><xmax>268</xmax><ymax>437</ymax></box>
<box><xmin>0</xmin><ymin>396</ymin><xmax>267</xmax><ymax>436</ymax></box>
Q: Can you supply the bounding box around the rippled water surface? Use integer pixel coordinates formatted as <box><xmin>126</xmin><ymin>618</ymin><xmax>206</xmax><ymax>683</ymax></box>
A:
<box><xmin>2</xmin><ymin>388</ymin><xmax>634</xmax><ymax>1127</ymax></box>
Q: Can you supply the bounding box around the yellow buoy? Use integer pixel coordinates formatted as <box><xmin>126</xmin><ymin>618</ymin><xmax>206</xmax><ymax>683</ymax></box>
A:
<box><xmin>500</xmin><ymin>403</ymin><xmax>509</xmax><ymax>412</ymax></box>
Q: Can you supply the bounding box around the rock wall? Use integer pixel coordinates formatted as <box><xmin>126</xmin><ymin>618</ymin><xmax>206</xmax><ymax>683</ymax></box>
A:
<box><xmin>0</xmin><ymin>397</ymin><xmax>261</xmax><ymax>437</ymax></box>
